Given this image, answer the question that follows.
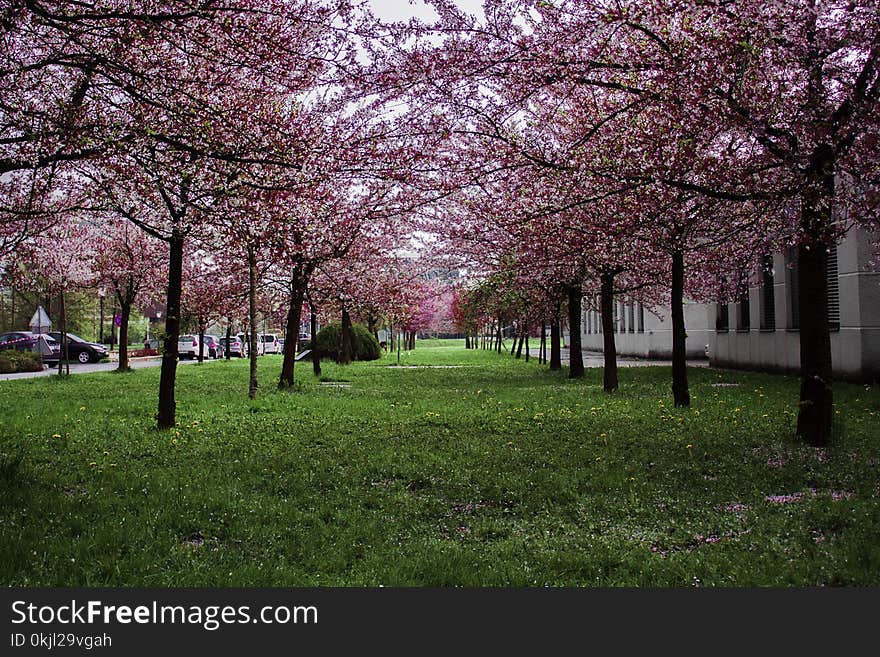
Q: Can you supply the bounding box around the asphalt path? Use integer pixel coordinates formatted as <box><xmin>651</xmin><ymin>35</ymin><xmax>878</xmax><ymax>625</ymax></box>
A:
<box><xmin>0</xmin><ymin>355</ymin><xmax>228</xmax><ymax>381</ymax></box>
<box><xmin>2</xmin><ymin>348</ymin><xmax>708</xmax><ymax>382</ymax></box>
<box><xmin>527</xmin><ymin>347</ymin><xmax>709</xmax><ymax>368</ymax></box>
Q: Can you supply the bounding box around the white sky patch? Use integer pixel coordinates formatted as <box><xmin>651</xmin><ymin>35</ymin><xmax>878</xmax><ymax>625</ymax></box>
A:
<box><xmin>367</xmin><ymin>0</ymin><xmax>484</xmax><ymax>23</ymax></box>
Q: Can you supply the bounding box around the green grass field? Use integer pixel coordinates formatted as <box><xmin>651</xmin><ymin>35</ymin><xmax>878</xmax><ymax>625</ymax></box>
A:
<box><xmin>1</xmin><ymin>339</ymin><xmax>878</xmax><ymax>586</ymax></box>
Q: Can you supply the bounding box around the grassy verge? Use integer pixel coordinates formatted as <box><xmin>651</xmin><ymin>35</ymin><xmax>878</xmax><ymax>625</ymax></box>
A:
<box><xmin>1</xmin><ymin>339</ymin><xmax>878</xmax><ymax>586</ymax></box>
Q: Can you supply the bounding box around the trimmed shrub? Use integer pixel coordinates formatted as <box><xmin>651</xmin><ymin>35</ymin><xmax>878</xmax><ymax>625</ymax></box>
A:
<box><xmin>0</xmin><ymin>349</ymin><xmax>44</xmax><ymax>374</ymax></box>
<box><xmin>316</xmin><ymin>322</ymin><xmax>381</xmax><ymax>362</ymax></box>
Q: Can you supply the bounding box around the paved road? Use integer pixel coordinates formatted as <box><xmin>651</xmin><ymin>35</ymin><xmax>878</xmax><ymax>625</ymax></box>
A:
<box><xmin>0</xmin><ymin>355</ymin><xmax>224</xmax><ymax>381</ymax></box>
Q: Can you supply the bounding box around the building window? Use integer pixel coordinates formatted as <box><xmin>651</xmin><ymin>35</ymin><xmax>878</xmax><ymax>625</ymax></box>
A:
<box><xmin>760</xmin><ymin>254</ymin><xmax>776</xmax><ymax>331</ymax></box>
<box><xmin>827</xmin><ymin>243</ymin><xmax>840</xmax><ymax>332</ymax></box>
<box><xmin>637</xmin><ymin>303</ymin><xmax>645</xmax><ymax>333</ymax></box>
<box><xmin>628</xmin><ymin>304</ymin><xmax>635</xmax><ymax>333</ymax></box>
<box><xmin>716</xmin><ymin>303</ymin><xmax>729</xmax><ymax>332</ymax></box>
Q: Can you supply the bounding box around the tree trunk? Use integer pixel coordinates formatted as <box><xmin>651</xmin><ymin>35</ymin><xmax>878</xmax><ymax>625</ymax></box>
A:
<box><xmin>540</xmin><ymin>320</ymin><xmax>546</xmax><ymax>364</ymax></box>
<box><xmin>510</xmin><ymin>327</ymin><xmax>518</xmax><ymax>355</ymax></box>
<box><xmin>600</xmin><ymin>272</ymin><xmax>618</xmax><ymax>392</ymax></box>
<box><xmin>495</xmin><ymin>318</ymin><xmax>502</xmax><ymax>354</ymax></box>
<box><xmin>549</xmin><ymin>308</ymin><xmax>562</xmax><ymax>371</ymax></box>
<box><xmin>567</xmin><ymin>284</ymin><xmax>584</xmax><ymax>379</ymax></box>
<box><xmin>340</xmin><ymin>307</ymin><xmax>353</xmax><ymax>365</ymax></box>
<box><xmin>409</xmin><ymin>332</ymin><xmax>415</xmax><ymax>350</ymax></box>
<box><xmin>110</xmin><ymin>300</ymin><xmax>117</xmax><ymax>351</ymax></box>
<box><xmin>671</xmin><ymin>249</ymin><xmax>690</xmax><ymax>407</ymax></box>
<box><xmin>279</xmin><ymin>272</ymin><xmax>306</xmax><ymax>388</ymax></box>
<box><xmin>98</xmin><ymin>293</ymin><xmax>105</xmax><ymax>344</ymax></box>
<box><xmin>524</xmin><ymin>333</ymin><xmax>529</xmax><ymax>362</ymax></box>
<box><xmin>197</xmin><ymin>325</ymin><xmax>205</xmax><ymax>364</ymax></box>
<box><xmin>225</xmin><ymin>322</ymin><xmax>232</xmax><ymax>360</ymax></box>
<box><xmin>157</xmin><ymin>232</ymin><xmax>184</xmax><ymax>430</ymax></box>
<box><xmin>117</xmin><ymin>297</ymin><xmax>132</xmax><ymax>371</ymax></box>
<box><xmin>796</xmin><ymin>144</ymin><xmax>835</xmax><ymax>446</ymax></box>
<box><xmin>311</xmin><ymin>307</ymin><xmax>321</xmax><ymax>377</ymax></box>
<box><xmin>515</xmin><ymin>332</ymin><xmax>524</xmax><ymax>359</ymax></box>
<box><xmin>58</xmin><ymin>290</ymin><xmax>69</xmax><ymax>376</ymax></box>
<box><xmin>465</xmin><ymin>334</ymin><xmax>471</xmax><ymax>349</ymax></box>
<box><xmin>247</xmin><ymin>245</ymin><xmax>258</xmax><ymax>399</ymax></box>
<box><xmin>304</xmin><ymin>287</ymin><xmax>321</xmax><ymax>378</ymax></box>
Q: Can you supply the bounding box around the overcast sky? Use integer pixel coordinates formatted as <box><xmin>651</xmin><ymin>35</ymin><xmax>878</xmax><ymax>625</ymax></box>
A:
<box><xmin>367</xmin><ymin>0</ymin><xmax>484</xmax><ymax>22</ymax></box>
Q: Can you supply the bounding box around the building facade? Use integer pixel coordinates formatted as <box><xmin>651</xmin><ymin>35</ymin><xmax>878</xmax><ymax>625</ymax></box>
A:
<box><xmin>579</xmin><ymin>226</ymin><xmax>879</xmax><ymax>381</ymax></box>
<box><xmin>709</xmin><ymin>226</ymin><xmax>879</xmax><ymax>382</ymax></box>
<box><xmin>581</xmin><ymin>298</ymin><xmax>712</xmax><ymax>359</ymax></box>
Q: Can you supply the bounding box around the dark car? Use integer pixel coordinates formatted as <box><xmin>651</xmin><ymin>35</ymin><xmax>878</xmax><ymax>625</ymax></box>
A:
<box><xmin>48</xmin><ymin>332</ymin><xmax>109</xmax><ymax>364</ymax></box>
<box><xmin>203</xmin><ymin>335</ymin><xmax>223</xmax><ymax>359</ymax></box>
<box><xmin>0</xmin><ymin>331</ymin><xmax>61</xmax><ymax>366</ymax></box>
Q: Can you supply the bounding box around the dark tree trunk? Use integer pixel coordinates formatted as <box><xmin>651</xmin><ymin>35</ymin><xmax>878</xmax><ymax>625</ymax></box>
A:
<box><xmin>110</xmin><ymin>300</ymin><xmax>117</xmax><ymax>350</ymax></box>
<box><xmin>340</xmin><ymin>307</ymin><xmax>353</xmax><ymax>365</ymax></box>
<box><xmin>540</xmin><ymin>320</ymin><xmax>546</xmax><ymax>364</ymax></box>
<box><xmin>197</xmin><ymin>325</ymin><xmax>205</xmax><ymax>363</ymax></box>
<box><xmin>495</xmin><ymin>318</ymin><xmax>502</xmax><ymax>354</ymax></box>
<box><xmin>510</xmin><ymin>328</ymin><xmax>518</xmax><ymax>355</ymax></box>
<box><xmin>567</xmin><ymin>284</ymin><xmax>584</xmax><ymax>379</ymax></box>
<box><xmin>409</xmin><ymin>332</ymin><xmax>415</xmax><ymax>350</ymax></box>
<box><xmin>279</xmin><ymin>271</ymin><xmax>306</xmax><ymax>388</ymax></box>
<box><xmin>600</xmin><ymin>272</ymin><xmax>618</xmax><ymax>392</ymax></box>
<box><xmin>98</xmin><ymin>293</ymin><xmax>105</xmax><ymax>344</ymax></box>
<box><xmin>305</xmin><ymin>287</ymin><xmax>321</xmax><ymax>378</ymax></box>
<box><xmin>157</xmin><ymin>232</ymin><xmax>184</xmax><ymax>430</ymax></box>
<box><xmin>225</xmin><ymin>322</ymin><xmax>232</xmax><ymax>360</ymax></box>
<box><xmin>549</xmin><ymin>308</ymin><xmax>562</xmax><ymax>371</ymax></box>
<box><xmin>796</xmin><ymin>145</ymin><xmax>835</xmax><ymax>446</ymax></box>
<box><xmin>465</xmin><ymin>334</ymin><xmax>471</xmax><ymax>349</ymax></box>
<box><xmin>311</xmin><ymin>307</ymin><xmax>321</xmax><ymax>377</ymax></box>
<box><xmin>117</xmin><ymin>297</ymin><xmax>132</xmax><ymax>371</ymax></box>
<box><xmin>671</xmin><ymin>249</ymin><xmax>690</xmax><ymax>407</ymax></box>
<box><xmin>58</xmin><ymin>290</ymin><xmax>69</xmax><ymax>376</ymax></box>
<box><xmin>524</xmin><ymin>333</ymin><xmax>529</xmax><ymax>362</ymax></box>
<box><xmin>247</xmin><ymin>245</ymin><xmax>258</xmax><ymax>399</ymax></box>
<box><xmin>515</xmin><ymin>332</ymin><xmax>524</xmax><ymax>359</ymax></box>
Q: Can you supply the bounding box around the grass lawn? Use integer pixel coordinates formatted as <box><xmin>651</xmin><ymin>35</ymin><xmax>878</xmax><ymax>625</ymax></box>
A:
<box><xmin>0</xmin><ymin>339</ymin><xmax>878</xmax><ymax>586</ymax></box>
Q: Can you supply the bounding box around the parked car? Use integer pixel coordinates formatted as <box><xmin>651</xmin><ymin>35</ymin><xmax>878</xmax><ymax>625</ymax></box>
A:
<box><xmin>219</xmin><ymin>335</ymin><xmax>247</xmax><ymax>358</ymax></box>
<box><xmin>261</xmin><ymin>333</ymin><xmax>281</xmax><ymax>354</ymax></box>
<box><xmin>177</xmin><ymin>334</ymin><xmax>200</xmax><ymax>360</ymax></box>
<box><xmin>48</xmin><ymin>331</ymin><xmax>108</xmax><ymax>364</ymax></box>
<box><xmin>203</xmin><ymin>335</ymin><xmax>223</xmax><ymax>359</ymax></box>
<box><xmin>243</xmin><ymin>333</ymin><xmax>264</xmax><ymax>356</ymax></box>
<box><xmin>0</xmin><ymin>331</ymin><xmax>61</xmax><ymax>366</ymax></box>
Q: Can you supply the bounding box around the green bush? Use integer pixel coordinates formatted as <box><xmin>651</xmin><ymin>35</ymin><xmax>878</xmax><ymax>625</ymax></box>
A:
<box><xmin>316</xmin><ymin>322</ymin><xmax>381</xmax><ymax>362</ymax></box>
<box><xmin>0</xmin><ymin>349</ymin><xmax>44</xmax><ymax>374</ymax></box>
